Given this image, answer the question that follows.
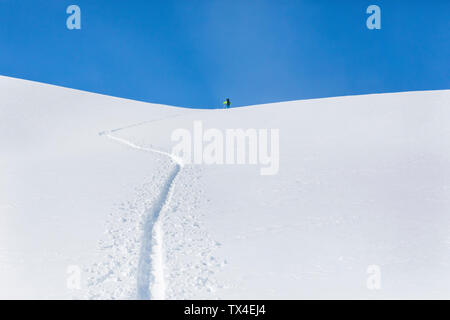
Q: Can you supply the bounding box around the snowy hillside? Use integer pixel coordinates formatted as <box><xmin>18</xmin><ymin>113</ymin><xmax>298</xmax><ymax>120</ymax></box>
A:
<box><xmin>1</xmin><ymin>76</ymin><xmax>449</xmax><ymax>299</ymax></box>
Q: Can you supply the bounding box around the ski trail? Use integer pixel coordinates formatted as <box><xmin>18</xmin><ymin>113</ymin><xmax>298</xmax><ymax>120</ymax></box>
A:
<box><xmin>103</xmin><ymin>133</ymin><xmax>183</xmax><ymax>300</ymax></box>
<box><xmin>98</xmin><ymin>114</ymin><xmax>184</xmax><ymax>136</ymax></box>
<box><xmin>136</xmin><ymin>163</ymin><xmax>180</xmax><ymax>300</ymax></box>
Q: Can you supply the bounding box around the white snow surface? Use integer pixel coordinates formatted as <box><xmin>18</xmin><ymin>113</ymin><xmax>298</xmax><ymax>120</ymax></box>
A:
<box><xmin>1</xmin><ymin>76</ymin><xmax>449</xmax><ymax>299</ymax></box>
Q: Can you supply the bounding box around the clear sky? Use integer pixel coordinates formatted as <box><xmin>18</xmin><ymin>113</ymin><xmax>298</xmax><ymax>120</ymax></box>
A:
<box><xmin>0</xmin><ymin>0</ymin><xmax>448</xmax><ymax>108</ymax></box>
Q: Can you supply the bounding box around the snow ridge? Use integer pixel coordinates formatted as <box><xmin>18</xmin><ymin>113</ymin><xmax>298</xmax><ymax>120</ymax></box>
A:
<box><xmin>103</xmin><ymin>133</ymin><xmax>183</xmax><ymax>300</ymax></box>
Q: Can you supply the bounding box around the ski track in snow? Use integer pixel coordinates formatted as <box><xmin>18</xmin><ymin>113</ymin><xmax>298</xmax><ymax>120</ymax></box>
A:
<box><xmin>101</xmin><ymin>133</ymin><xmax>184</xmax><ymax>300</ymax></box>
<box><xmin>136</xmin><ymin>161</ymin><xmax>180</xmax><ymax>300</ymax></box>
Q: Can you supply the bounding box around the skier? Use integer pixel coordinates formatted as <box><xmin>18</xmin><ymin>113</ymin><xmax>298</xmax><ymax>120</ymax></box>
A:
<box><xmin>223</xmin><ymin>98</ymin><xmax>231</xmax><ymax>109</ymax></box>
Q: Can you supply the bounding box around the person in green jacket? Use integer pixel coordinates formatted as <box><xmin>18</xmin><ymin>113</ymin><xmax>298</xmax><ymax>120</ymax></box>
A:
<box><xmin>223</xmin><ymin>98</ymin><xmax>231</xmax><ymax>109</ymax></box>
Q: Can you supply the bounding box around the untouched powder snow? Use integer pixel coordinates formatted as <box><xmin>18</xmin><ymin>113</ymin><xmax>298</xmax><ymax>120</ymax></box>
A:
<box><xmin>1</xmin><ymin>76</ymin><xmax>449</xmax><ymax>299</ymax></box>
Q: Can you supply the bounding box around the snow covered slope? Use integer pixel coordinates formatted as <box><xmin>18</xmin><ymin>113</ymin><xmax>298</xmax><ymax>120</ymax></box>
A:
<box><xmin>1</xmin><ymin>76</ymin><xmax>449</xmax><ymax>299</ymax></box>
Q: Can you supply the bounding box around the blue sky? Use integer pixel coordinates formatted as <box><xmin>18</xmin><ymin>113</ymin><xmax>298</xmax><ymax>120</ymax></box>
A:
<box><xmin>0</xmin><ymin>0</ymin><xmax>448</xmax><ymax>108</ymax></box>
